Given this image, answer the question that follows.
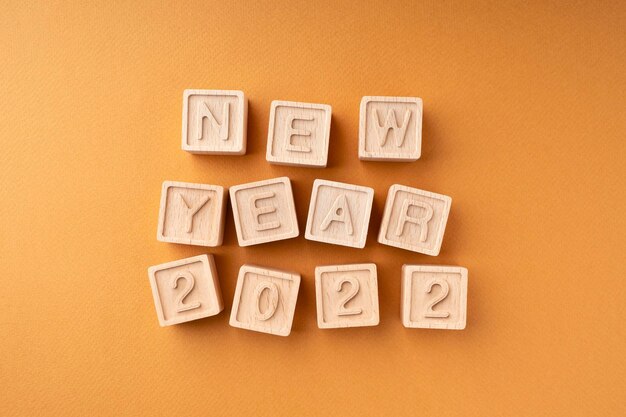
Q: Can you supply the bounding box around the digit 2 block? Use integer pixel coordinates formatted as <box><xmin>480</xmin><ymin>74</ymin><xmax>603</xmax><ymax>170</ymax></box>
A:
<box><xmin>182</xmin><ymin>89</ymin><xmax>247</xmax><ymax>154</ymax></box>
<box><xmin>148</xmin><ymin>254</ymin><xmax>224</xmax><ymax>327</ymax></box>
<box><xmin>315</xmin><ymin>263</ymin><xmax>380</xmax><ymax>329</ymax></box>
<box><xmin>229</xmin><ymin>265</ymin><xmax>301</xmax><ymax>336</ymax></box>
<box><xmin>378</xmin><ymin>184</ymin><xmax>452</xmax><ymax>256</ymax></box>
<box><xmin>401</xmin><ymin>265</ymin><xmax>467</xmax><ymax>330</ymax></box>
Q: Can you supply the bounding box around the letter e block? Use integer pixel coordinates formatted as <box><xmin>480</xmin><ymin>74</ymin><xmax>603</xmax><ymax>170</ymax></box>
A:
<box><xmin>266</xmin><ymin>100</ymin><xmax>332</xmax><ymax>167</ymax></box>
<box><xmin>378</xmin><ymin>184</ymin><xmax>451</xmax><ymax>256</ymax></box>
<box><xmin>182</xmin><ymin>89</ymin><xmax>247</xmax><ymax>154</ymax></box>
<box><xmin>305</xmin><ymin>179</ymin><xmax>374</xmax><ymax>248</ymax></box>
<box><xmin>401</xmin><ymin>265</ymin><xmax>467</xmax><ymax>329</ymax></box>
<box><xmin>315</xmin><ymin>263</ymin><xmax>379</xmax><ymax>329</ymax></box>
<box><xmin>230</xmin><ymin>177</ymin><xmax>299</xmax><ymax>246</ymax></box>
<box><xmin>359</xmin><ymin>96</ymin><xmax>422</xmax><ymax>161</ymax></box>
<box><xmin>157</xmin><ymin>181</ymin><xmax>227</xmax><ymax>247</ymax></box>
<box><xmin>148</xmin><ymin>254</ymin><xmax>224</xmax><ymax>327</ymax></box>
<box><xmin>229</xmin><ymin>265</ymin><xmax>301</xmax><ymax>336</ymax></box>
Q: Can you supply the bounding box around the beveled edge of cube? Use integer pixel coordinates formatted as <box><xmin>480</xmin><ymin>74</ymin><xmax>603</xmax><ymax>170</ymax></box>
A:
<box><xmin>229</xmin><ymin>177</ymin><xmax>299</xmax><ymax>247</ymax></box>
<box><xmin>378</xmin><ymin>184</ymin><xmax>452</xmax><ymax>256</ymax></box>
<box><xmin>229</xmin><ymin>264</ymin><xmax>302</xmax><ymax>336</ymax></box>
<box><xmin>156</xmin><ymin>181</ymin><xmax>226</xmax><ymax>247</ymax></box>
<box><xmin>266</xmin><ymin>100</ymin><xmax>332</xmax><ymax>168</ymax></box>
<box><xmin>401</xmin><ymin>264</ymin><xmax>468</xmax><ymax>330</ymax></box>
<box><xmin>304</xmin><ymin>179</ymin><xmax>375</xmax><ymax>249</ymax></box>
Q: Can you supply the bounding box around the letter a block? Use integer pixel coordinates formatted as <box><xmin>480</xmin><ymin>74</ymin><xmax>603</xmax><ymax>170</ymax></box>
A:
<box><xmin>266</xmin><ymin>100</ymin><xmax>332</xmax><ymax>167</ymax></box>
<box><xmin>402</xmin><ymin>265</ymin><xmax>467</xmax><ymax>329</ymax></box>
<box><xmin>182</xmin><ymin>89</ymin><xmax>247</xmax><ymax>154</ymax></box>
<box><xmin>229</xmin><ymin>265</ymin><xmax>301</xmax><ymax>336</ymax></box>
<box><xmin>378</xmin><ymin>184</ymin><xmax>451</xmax><ymax>256</ymax></box>
<box><xmin>148</xmin><ymin>254</ymin><xmax>224</xmax><ymax>327</ymax></box>
<box><xmin>305</xmin><ymin>179</ymin><xmax>374</xmax><ymax>248</ymax></box>
<box><xmin>157</xmin><ymin>181</ymin><xmax>227</xmax><ymax>247</ymax></box>
<box><xmin>315</xmin><ymin>263</ymin><xmax>380</xmax><ymax>329</ymax></box>
<box><xmin>230</xmin><ymin>177</ymin><xmax>299</xmax><ymax>246</ymax></box>
<box><xmin>359</xmin><ymin>96</ymin><xmax>422</xmax><ymax>161</ymax></box>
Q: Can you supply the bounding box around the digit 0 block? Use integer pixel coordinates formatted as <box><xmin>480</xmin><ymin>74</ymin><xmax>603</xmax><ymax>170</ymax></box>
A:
<box><xmin>157</xmin><ymin>181</ymin><xmax>227</xmax><ymax>247</ymax></box>
<box><xmin>378</xmin><ymin>184</ymin><xmax>451</xmax><ymax>256</ymax></box>
<box><xmin>266</xmin><ymin>100</ymin><xmax>332</xmax><ymax>167</ymax></box>
<box><xmin>182</xmin><ymin>89</ymin><xmax>247</xmax><ymax>154</ymax></box>
<box><xmin>401</xmin><ymin>265</ymin><xmax>467</xmax><ymax>329</ymax></box>
<box><xmin>148</xmin><ymin>254</ymin><xmax>224</xmax><ymax>327</ymax></box>
<box><xmin>305</xmin><ymin>179</ymin><xmax>374</xmax><ymax>248</ymax></box>
<box><xmin>359</xmin><ymin>96</ymin><xmax>422</xmax><ymax>161</ymax></box>
<box><xmin>315</xmin><ymin>263</ymin><xmax>380</xmax><ymax>329</ymax></box>
<box><xmin>229</xmin><ymin>265</ymin><xmax>301</xmax><ymax>336</ymax></box>
<box><xmin>229</xmin><ymin>177</ymin><xmax>299</xmax><ymax>246</ymax></box>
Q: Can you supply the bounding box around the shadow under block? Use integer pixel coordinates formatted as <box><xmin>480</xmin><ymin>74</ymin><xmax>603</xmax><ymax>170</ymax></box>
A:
<box><xmin>266</xmin><ymin>100</ymin><xmax>332</xmax><ymax>167</ymax></box>
<box><xmin>229</xmin><ymin>265</ymin><xmax>301</xmax><ymax>336</ymax></box>
<box><xmin>148</xmin><ymin>254</ymin><xmax>224</xmax><ymax>327</ymax></box>
<box><xmin>157</xmin><ymin>181</ymin><xmax>227</xmax><ymax>247</ymax></box>
<box><xmin>378</xmin><ymin>184</ymin><xmax>451</xmax><ymax>256</ymax></box>
<box><xmin>305</xmin><ymin>179</ymin><xmax>374</xmax><ymax>248</ymax></box>
<box><xmin>182</xmin><ymin>89</ymin><xmax>247</xmax><ymax>154</ymax></box>
<box><xmin>315</xmin><ymin>263</ymin><xmax>380</xmax><ymax>329</ymax></box>
<box><xmin>229</xmin><ymin>177</ymin><xmax>299</xmax><ymax>246</ymax></box>
<box><xmin>359</xmin><ymin>96</ymin><xmax>422</xmax><ymax>161</ymax></box>
<box><xmin>401</xmin><ymin>265</ymin><xmax>467</xmax><ymax>329</ymax></box>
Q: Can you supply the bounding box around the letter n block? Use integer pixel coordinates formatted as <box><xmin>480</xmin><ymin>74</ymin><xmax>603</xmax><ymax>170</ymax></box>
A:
<box><xmin>148</xmin><ymin>254</ymin><xmax>224</xmax><ymax>327</ymax></box>
<box><xmin>230</xmin><ymin>177</ymin><xmax>299</xmax><ymax>246</ymax></box>
<box><xmin>182</xmin><ymin>89</ymin><xmax>247</xmax><ymax>154</ymax></box>
<box><xmin>157</xmin><ymin>181</ymin><xmax>227</xmax><ymax>247</ymax></box>
<box><xmin>305</xmin><ymin>179</ymin><xmax>374</xmax><ymax>248</ymax></box>
<box><xmin>229</xmin><ymin>265</ymin><xmax>301</xmax><ymax>336</ymax></box>
<box><xmin>359</xmin><ymin>96</ymin><xmax>422</xmax><ymax>161</ymax></box>
<box><xmin>402</xmin><ymin>265</ymin><xmax>467</xmax><ymax>329</ymax></box>
<box><xmin>378</xmin><ymin>184</ymin><xmax>451</xmax><ymax>256</ymax></box>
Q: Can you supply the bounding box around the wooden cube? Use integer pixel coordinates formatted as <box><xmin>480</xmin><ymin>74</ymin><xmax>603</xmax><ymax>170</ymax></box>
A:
<box><xmin>229</xmin><ymin>177</ymin><xmax>299</xmax><ymax>246</ymax></box>
<box><xmin>148</xmin><ymin>254</ymin><xmax>224</xmax><ymax>327</ymax></box>
<box><xmin>229</xmin><ymin>265</ymin><xmax>301</xmax><ymax>336</ymax></box>
<box><xmin>305</xmin><ymin>179</ymin><xmax>374</xmax><ymax>248</ymax></box>
<box><xmin>315</xmin><ymin>263</ymin><xmax>380</xmax><ymax>329</ymax></box>
<box><xmin>401</xmin><ymin>265</ymin><xmax>467</xmax><ymax>329</ymax></box>
<box><xmin>182</xmin><ymin>89</ymin><xmax>247</xmax><ymax>154</ymax></box>
<box><xmin>266</xmin><ymin>100</ymin><xmax>332</xmax><ymax>167</ymax></box>
<box><xmin>359</xmin><ymin>96</ymin><xmax>422</xmax><ymax>161</ymax></box>
<box><xmin>157</xmin><ymin>181</ymin><xmax>227</xmax><ymax>247</ymax></box>
<box><xmin>378</xmin><ymin>184</ymin><xmax>451</xmax><ymax>256</ymax></box>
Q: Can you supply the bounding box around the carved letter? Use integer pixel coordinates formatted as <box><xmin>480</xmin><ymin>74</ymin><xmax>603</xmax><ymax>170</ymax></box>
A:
<box><xmin>321</xmin><ymin>194</ymin><xmax>353</xmax><ymax>235</ymax></box>
<box><xmin>197</xmin><ymin>101</ymin><xmax>229</xmax><ymax>141</ymax></box>
<box><xmin>179</xmin><ymin>194</ymin><xmax>210</xmax><ymax>233</ymax></box>
<box><xmin>284</xmin><ymin>113</ymin><xmax>314</xmax><ymax>153</ymax></box>
<box><xmin>373</xmin><ymin>108</ymin><xmax>411</xmax><ymax>147</ymax></box>
<box><xmin>250</xmin><ymin>192</ymin><xmax>280</xmax><ymax>231</ymax></box>
<box><xmin>395</xmin><ymin>199</ymin><xmax>433</xmax><ymax>242</ymax></box>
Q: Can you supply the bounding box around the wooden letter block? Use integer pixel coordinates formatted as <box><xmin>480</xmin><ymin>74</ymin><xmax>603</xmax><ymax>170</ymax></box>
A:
<box><xmin>157</xmin><ymin>181</ymin><xmax>227</xmax><ymax>247</ymax></box>
<box><xmin>230</xmin><ymin>177</ymin><xmax>299</xmax><ymax>246</ymax></box>
<box><xmin>359</xmin><ymin>96</ymin><xmax>422</xmax><ymax>161</ymax></box>
<box><xmin>148</xmin><ymin>254</ymin><xmax>224</xmax><ymax>327</ymax></box>
<box><xmin>305</xmin><ymin>179</ymin><xmax>374</xmax><ymax>248</ymax></box>
<box><xmin>182</xmin><ymin>89</ymin><xmax>247</xmax><ymax>155</ymax></box>
<box><xmin>266</xmin><ymin>100</ymin><xmax>332</xmax><ymax>167</ymax></box>
<box><xmin>229</xmin><ymin>265</ymin><xmax>301</xmax><ymax>336</ymax></box>
<box><xmin>401</xmin><ymin>265</ymin><xmax>467</xmax><ymax>329</ymax></box>
<box><xmin>378</xmin><ymin>184</ymin><xmax>451</xmax><ymax>256</ymax></box>
<box><xmin>315</xmin><ymin>263</ymin><xmax>380</xmax><ymax>329</ymax></box>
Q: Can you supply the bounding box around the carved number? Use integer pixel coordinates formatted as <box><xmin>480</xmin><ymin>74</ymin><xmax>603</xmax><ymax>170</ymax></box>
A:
<box><xmin>254</xmin><ymin>282</ymin><xmax>279</xmax><ymax>321</ymax></box>
<box><xmin>171</xmin><ymin>271</ymin><xmax>201</xmax><ymax>313</ymax></box>
<box><xmin>424</xmin><ymin>279</ymin><xmax>450</xmax><ymax>318</ymax></box>
<box><xmin>336</xmin><ymin>277</ymin><xmax>362</xmax><ymax>316</ymax></box>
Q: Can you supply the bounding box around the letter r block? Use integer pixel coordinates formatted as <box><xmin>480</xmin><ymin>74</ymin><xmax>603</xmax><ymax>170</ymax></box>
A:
<box><xmin>359</xmin><ymin>96</ymin><xmax>422</xmax><ymax>161</ymax></box>
<box><xmin>230</xmin><ymin>177</ymin><xmax>299</xmax><ymax>246</ymax></box>
<box><xmin>157</xmin><ymin>181</ymin><xmax>227</xmax><ymax>247</ymax></box>
<box><xmin>266</xmin><ymin>100</ymin><xmax>332</xmax><ymax>167</ymax></box>
<box><xmin>378</xmin><ymin>184</ymin><xmax>451</xmax><ymax>256</ymax></box>
<box><xmin>182</xmin><ymin>89</ymin><xmax>247</xmax><ymax>154</ymax></box>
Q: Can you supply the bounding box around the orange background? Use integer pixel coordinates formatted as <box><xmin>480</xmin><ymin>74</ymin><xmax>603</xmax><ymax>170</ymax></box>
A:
<box><xmin>1</xmin><ymin>1</ymin><xmax>625</xmax><ymax>416</ymax></box>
